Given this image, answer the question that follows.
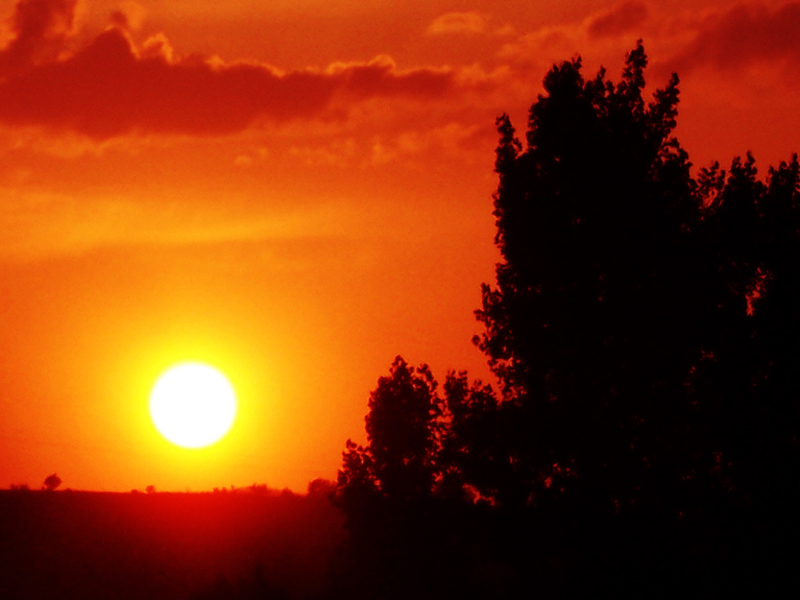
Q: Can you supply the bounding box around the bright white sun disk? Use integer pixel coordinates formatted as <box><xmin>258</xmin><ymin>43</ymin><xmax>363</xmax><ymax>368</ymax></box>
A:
<box><xmin>150</xmin><ymin>363</ymin><xmax>237</xmax><ymax>448</ymax></box>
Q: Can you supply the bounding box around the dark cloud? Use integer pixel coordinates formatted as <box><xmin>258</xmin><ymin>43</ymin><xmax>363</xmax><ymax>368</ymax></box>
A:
<box><xmin>671</xmin><ymin>1</ymin><xmax>800</xmax><ymax>72</ymax></box>
<box><xmin>0</xmin><ymin>0</ymin><xmax>77</xmax><ymax>75</ymax></box>
<box><xmin>109</xmin><ymin>10</ymin><xmax>132</xmax><ymax>31</ymax></box>
<box><xmin>0</xmin><ymin>1</ymin><xmax>458</xmax><ymax>138</ymax></box>
<box><xmin>327</xmin><ymin>56</ymin><xmax>453</xmax><ymax>99</ymax></box>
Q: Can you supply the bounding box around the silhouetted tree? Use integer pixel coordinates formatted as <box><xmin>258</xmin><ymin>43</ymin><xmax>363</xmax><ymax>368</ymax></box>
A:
<box><xmin>474</xmin><ymin>41</ymin><xmax>708</xmax><ymax>514</ymax></box>
<box><xmin>470</xmin><ymin>41</ymin><xmax>800</xmax><ymax>592</ymax></box>
<box><xmin>438</xmin><ymin>371</ymin><xmax>520</xmax><ymax>505</ymax></box>
<box><xmin>688</xmin><ymin>153</ymin><xmax>800</xmax><ymax>517</ymax></box>
<box><xmin>42</xmin><ymin>473</ymin><xmax>61</xmax><ymax>492</ymax></box>
<box><xmin>336</xmin><ymin>42</ymin><xmax>800</xmax><ymax>597</ymax></box>
<box><xmin>338</xmin><ymin>356</ymin><xmax>442</xmax><ymax>503</ymax></box>
<box><xmin>335</xmin><ymin>358</ymin><xmax>482</xmax><ymax>600</ymax></box>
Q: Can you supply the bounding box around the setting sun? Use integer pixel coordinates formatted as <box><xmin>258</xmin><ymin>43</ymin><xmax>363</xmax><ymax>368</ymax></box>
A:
<box><xmin>149</xmin><ymin>363</ymin><xmax>237</xmax><ymax>449</ymax></box>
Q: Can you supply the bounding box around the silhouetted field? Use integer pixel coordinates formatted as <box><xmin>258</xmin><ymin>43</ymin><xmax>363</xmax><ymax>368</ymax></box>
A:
<box><xmin>0</xmin><ymin>488</ymin><xmax>344</xmax><ymax>600</ymax></box>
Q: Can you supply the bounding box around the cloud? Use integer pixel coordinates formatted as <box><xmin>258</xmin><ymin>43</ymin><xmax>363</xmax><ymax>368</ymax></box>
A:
<box><xmin>110</xmin><ymin>1</ymin><xmax>147</xmax><ymax>32</ymax></box>
<box><xmin>324</xmin><ymin>55</ymin><xmax>454</xmax><ymax>99</ymax></box>
<box><xmin>587</xmin><ymin>1</ymin><xmax>648</xmax><ymax>38</ymax></box>
<box><xmin>0</xmin><ymin>2</ymin><xmax>460</xmax><ymax>139</ymax></box>
<box><xmin>496</xmin><ymin>2</ymin><xmax>653</xmax><ymax>73</ymax></box>
<box><xmin>0</xmin><ymin>0</ymin><xmax>77</xmax><ymax>74</ymax></box>
<box><xmin>669</xmin><ymin>1</ymin><xmax>800</xmax><ymax>72</ymax></box>
<box><xmin>362</xmin><ymin>122</ymin><xmax>489</xmax><ymax>168</ymax></box>
<box><xmin>493</xmin><ymin>0</ymin><xmax>800</xmax><ymax>93</ymax></box>
<box><xmin>427</xmin><ymin>12</ymin><xmax>488</xmax><ymax>35</ymax></box>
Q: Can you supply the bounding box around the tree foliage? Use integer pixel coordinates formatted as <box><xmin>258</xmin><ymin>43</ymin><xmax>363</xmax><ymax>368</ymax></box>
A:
<box><xmin>475</xmin><ymin>41</ymin><xmax>800</xmax><ymax>517</ymax></box>
<box><xmin>336</xmin><ymin>42</ymin><xmax>800</xmax><ymax>596</ymax></box>
<box><xmin>337</xmin><ymin>356</ymin><xmax>442</xmax><ymax>503</ymax></box>
<box><xmin>43</xmin><ymin>473</ymin><xmax>62</xmax><ymax>492</ymax></box>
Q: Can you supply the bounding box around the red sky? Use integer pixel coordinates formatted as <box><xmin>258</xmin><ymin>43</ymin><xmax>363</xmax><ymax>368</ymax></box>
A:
<box><xmin>0</xmin><ymin>0</ymin><xmax>797</xmax><ymax>492</ymax></box>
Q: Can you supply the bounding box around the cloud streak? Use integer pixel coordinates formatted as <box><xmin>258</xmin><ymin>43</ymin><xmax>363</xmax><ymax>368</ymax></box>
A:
<box><xmin>426</xmin><ymin>12</ymin><xmax>488</xmax><ymax>35</ymax></box>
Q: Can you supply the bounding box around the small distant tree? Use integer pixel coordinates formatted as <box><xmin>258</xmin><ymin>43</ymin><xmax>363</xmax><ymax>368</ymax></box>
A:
<box><xmin>145</xmin><ymin>484</ymin><xmax>156</xmax><ymax>494</ymax></box>
<box><xmin>249</xmin><ymin>483</ymin><xmax>268</xmax><ymax>494</ymax></box>
<box><xmin>43</xmin><ymin>473</ymin><xmax>62</xmax><ymax>492</ymax></box>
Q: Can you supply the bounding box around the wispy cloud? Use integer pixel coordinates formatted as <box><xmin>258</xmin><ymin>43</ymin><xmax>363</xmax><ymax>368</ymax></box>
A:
<box><xmin>427</xmin><ymin>12</ymin><xmax>488</xmax><ymax>36</ymax></box>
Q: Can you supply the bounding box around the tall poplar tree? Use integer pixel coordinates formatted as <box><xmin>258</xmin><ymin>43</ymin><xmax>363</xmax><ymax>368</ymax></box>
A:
<box><xmin>476</xmin><ymin>41</ymin><xmax>800</xmax><ymax>520</ymax></box>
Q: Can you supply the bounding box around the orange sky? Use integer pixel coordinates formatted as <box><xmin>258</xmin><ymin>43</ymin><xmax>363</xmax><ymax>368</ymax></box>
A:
<box><xmin>0</xmin><ymin>0</ymin><xmax>798</xmax><ymax>492</ymax></box>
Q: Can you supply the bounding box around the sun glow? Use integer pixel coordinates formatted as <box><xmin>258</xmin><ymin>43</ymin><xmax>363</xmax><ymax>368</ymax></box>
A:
<box><xmin>149</xmin><ymin>362</ymin><xmax>237</xmax><ymax>448</ymax></box>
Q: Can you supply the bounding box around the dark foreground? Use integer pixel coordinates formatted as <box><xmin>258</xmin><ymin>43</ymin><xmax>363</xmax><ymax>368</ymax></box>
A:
<box><xmin>0</xmin><ymin>488</ymin><xmax>344</xmax><ymax>600</ymax></box>
<box><xmin>2</xmin><ymin>487</ymin><xmax>799</xmax><ymax>599</ymax></box>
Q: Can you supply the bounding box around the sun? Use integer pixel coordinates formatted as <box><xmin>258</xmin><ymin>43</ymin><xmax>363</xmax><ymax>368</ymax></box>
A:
<box><xmin>149</xmin><ymin>362</ymin><xmax>237</xmax><ymax>448</ymax></box>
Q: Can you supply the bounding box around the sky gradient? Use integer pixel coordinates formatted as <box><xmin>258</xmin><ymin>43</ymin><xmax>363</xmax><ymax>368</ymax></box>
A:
<box><xmin>1</xmin><ymin>0</ymin><xmax>798</xmax><ymax>492</ymax></box>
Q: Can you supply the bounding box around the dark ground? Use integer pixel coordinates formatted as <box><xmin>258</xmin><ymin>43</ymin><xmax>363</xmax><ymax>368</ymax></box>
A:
<box><xmin>0</xmin><ymin>488</ymin><xmax>344</xmax><ymax>600</ymax></box>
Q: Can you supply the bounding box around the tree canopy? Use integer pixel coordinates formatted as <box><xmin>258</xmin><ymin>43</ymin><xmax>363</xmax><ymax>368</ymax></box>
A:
<box><xmin>475</xmin><ymin>41</ymin><xmax>800</xmax><ymax>518</ymax></box>
<box><xmin>337</xmin><ymin>356</ymin><xmax>442</xmax><ymax>503</ymax></box>
<box><xmin>336</xmin><ymin>41</ymin><xmax>800</xmax><ymax>597</ymax></box>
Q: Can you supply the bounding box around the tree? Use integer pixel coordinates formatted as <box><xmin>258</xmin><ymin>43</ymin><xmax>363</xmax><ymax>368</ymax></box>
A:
<box><xmin>336</xmin><ymin>42</ymin><xmax>800</xmax><ymax>597</ymax></box>
<box><xmin>335</xmin><ymin>357</ymin><xmax>461</xmax><ymax>600</ymax></box>
<box><xmin>338</xmin><ymin>356</ymin><xmax>442</xmax><ymax>503</ymax></box>
<box><xmin>689</xmin><ymin>153</ymin><xmax>800</xmax><ymax>511</ymax></box>
<box><xmin>43</xmin><ymin>473</ymin><xmax>61</xmax><ymax>491</ymax></box>
<box><xmin>475</xmin><ymin>40</ymin><xmax>800</xmax><ymax>523</ymax></box>
<box><xmin>439</xmin><ymin>371</ymin><xmax>522</xmax><ymax>505</ymax></box>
